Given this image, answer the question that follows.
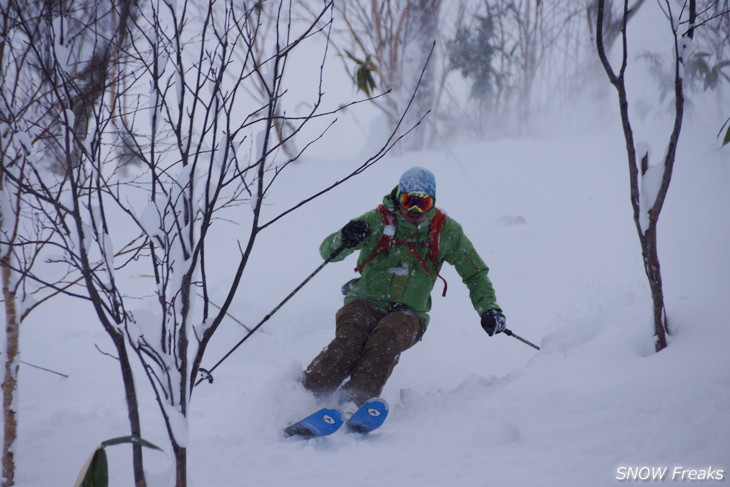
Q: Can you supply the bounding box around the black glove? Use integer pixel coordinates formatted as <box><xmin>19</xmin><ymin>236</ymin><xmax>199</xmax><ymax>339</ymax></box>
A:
<box><xmin>481</xmin><ymin>309</ymin><xmax>506</xmax><ymax>336</ymax></box>
<box><xmin>340</xmin><ymin>219</ymin><xmax>370</xmax><ymax>248</ymax></box>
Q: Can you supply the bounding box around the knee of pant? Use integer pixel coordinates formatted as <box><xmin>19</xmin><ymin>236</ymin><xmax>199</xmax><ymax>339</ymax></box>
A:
<box><xmin>336</xmin><ymin>299</ymin><xmax>384</xmax><ymax>331</ymax></box>
<box><xmin>373</xmin><ymin>313</ymin><xmax>422</xmax><ymax>349</ymax></box>
<box><xmin>369</xmin><ymin>322</ymin><xmax>408</xmax><ymax>352</ymax></box>
<box><xmin>335</xmin><ymin>323</ymin><xmax>369</xmax><ymax>348</ymax></box>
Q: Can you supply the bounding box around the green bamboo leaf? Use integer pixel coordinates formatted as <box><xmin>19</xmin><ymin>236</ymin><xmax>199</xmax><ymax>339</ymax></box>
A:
<box><xmin>100</xmin><ymin>435</ymin><xmax>162</xmax><ymax>451</ymax></box>
<box><xmin>78</xmin><ymin>448</ymin><xmax>108</xmax><ymax>487</ymax></box>
<box><xmin>344</xmin><ymin>51</ymin><xmax>378</xmax><ymax>96</ymax></box>
<box><xmin>355</xmin><ymin>66</ymin><xmax>377</xmax><ymax>96</ymax></box>
<box><xmin>75</xmin><ymin>436</ymin><xmax>164</xmax><ymax>487</ymax></box>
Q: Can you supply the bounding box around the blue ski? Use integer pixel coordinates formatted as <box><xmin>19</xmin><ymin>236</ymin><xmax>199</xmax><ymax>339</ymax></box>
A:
<box><xmin>284</xmin><ymin>408</ymin><xmax>343</xmax><ymax>438</ymax></box>
<box><xmin>345</xmin><ymin>397</ymin><xmax>389</xmax><ymax>434</ymax></box>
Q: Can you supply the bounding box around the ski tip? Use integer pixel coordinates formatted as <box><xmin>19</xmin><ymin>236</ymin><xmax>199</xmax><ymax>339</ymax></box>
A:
<box><xmin>369</xmin><ymin>397</ymin><xmax>389</xmax><ymax>410</ymax></box>
<box><xmin>284</xmin><ymin>407</ymin><xmax>343</xmax><ymax>438</ymax></box>
<box><xmin>360</xmin><ymin>397</ymin><xmax>389</xmax><ymax>414</ymax></box>
<box><xmin>345</xmin><ymin>398</ymin><xmax>389</xmax><ymax>434</ymax></box>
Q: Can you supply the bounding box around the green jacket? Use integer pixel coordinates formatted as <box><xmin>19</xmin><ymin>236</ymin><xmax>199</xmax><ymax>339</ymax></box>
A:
<box><xmin>320</xmin><ymin>191</ymin><xmax>500</xmax><ymax>328</ymax></box>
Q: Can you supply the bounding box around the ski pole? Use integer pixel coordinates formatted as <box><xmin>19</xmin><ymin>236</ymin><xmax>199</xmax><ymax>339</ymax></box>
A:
<box><xmin>503</xmin><ymin>328</ymin><xmax>540</xmax><ymax>350</ymax></box>
<box><xmin>195</xmin><ymin>243</ymin><xmax>348</xmax><ymax>386</ymax></box>
<box><xmin>197</xmin><ymin>293</ymin><xmax>253</xmax><ymax>332</ymax></box>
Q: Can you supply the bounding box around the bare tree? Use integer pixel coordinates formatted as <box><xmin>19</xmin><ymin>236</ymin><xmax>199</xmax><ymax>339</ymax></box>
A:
<box><xmin>1</xmin><ymin>1</ymin><xmax>144</xmax><ymax>485</ymax></box>
<box><xmin>0</xmin><ymin>141</ymin><xmax>63</xmax><ymax>487</ymax></box>
<box><xmin>329</xmin><ymin>1</ymin><xmax>409</xmax><ymax>127</ymax></box>
<box><xmin>586</xmin><ymin>0</ymin><xmax>648</xmax><ymax>54</ymax></box>
<box><xmin>4</xmin><ymin>0</ymin><xmax>424</xmax><ymax>485</ymax></box>
<box><xmin>440</xmin><ymin>0</ymin><xmax>606</xmax><ymax>138</ymax></box>
<box><xmin>401</xmin><ymin>0</ymin><xmax>442</xmax><ymax>149</ymax></box>
<box><xmin>642</xmin><ymin>0</ymin><xmax>730</xmax><ymax>103</ymax></box>
<box><xmin>0</xmin><ymin>140</ymin><xmax>29</xmax><ymax>487</ymax></box>
<box><xmin>232</xmin><ymin>4</ymin><xmax>298</xmax><ymax>160</ymax></box>
<box><xmin>0</xmin><ymin>23</ymin><xmax>28</xmax><ymax>478</ymax></box>
<box><xmin>595</xmin><ymin>0</ymin><xmax>700</xmax><ymax>352</ymax></box>
<box><xmin>316</xmin><ymin>0</ymin><xmax>439</xmax><ymax>149</ymax></box>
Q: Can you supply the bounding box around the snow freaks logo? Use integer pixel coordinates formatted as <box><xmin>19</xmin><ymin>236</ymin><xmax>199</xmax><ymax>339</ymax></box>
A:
<box><xmin>616</xmin><ymin>466</ymin><xmax>726</xmax><ymax>482</ymax></box>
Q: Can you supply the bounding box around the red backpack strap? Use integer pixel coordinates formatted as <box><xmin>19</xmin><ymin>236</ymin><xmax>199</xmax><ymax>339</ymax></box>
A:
<box><xmin>427</xmin><ymin>209</ymin><xmax>447</xmax><ymax>264</ymax></box>
<box><xmin>428</xmin><ymin>209</ymin><xmax>449</xmax><ymax>297</ymax></box>
<box><xmin>354</xmin><ymin>206</ymin><xmax>449</xmax><ymax>297</ymax></box>
<box><xmin>354</xmin><ymin>205</ymin><xmax>396</xmax><ymax>272</ymax></box>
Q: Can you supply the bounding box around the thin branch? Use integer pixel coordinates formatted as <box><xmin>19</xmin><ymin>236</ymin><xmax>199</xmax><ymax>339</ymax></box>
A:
<box><xmin>259</xmin><ymin>42</ymin><xmax>436</xmax><ymax>231</ymax></box>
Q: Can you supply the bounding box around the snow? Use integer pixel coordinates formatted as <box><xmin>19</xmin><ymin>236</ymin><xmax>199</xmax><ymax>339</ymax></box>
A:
<box><xmin>387</xmin><ymin>263</ymin><xmax>410</xmax><ymax>277</ymax></box>
<box><xmin>678</xmin><ymin>36</ymin><xmax>693</xmax><ymax>76</ymax></box>
<box><xmin>639</xmin><ymin>142</ymin><xmax>665</xmax><ymax>233</ymax></box>
<box><xmin>12</xmin><ymin>119</ymin><xmax>730</xmax><ymax>486</ymax></box>
<box><xmin>162</xmin><ymin>403</ymin><xmax>189</xmax><ymax>449</ymax></box>
<box><xmin>63</xmin><ymin>109</ymin><xmax>76</xmax><ymax>130</ymax></box>
<box><xmin>140</xmin><ymin>200</ymin><xmax>164</xmax><ymax>241</ymax></box>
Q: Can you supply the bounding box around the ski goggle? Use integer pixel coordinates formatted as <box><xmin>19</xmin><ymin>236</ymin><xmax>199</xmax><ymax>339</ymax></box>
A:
<box><xmin>399</xmin><ymin>192</ymin><xmax>435</xmax><ymax>213</ymax></box>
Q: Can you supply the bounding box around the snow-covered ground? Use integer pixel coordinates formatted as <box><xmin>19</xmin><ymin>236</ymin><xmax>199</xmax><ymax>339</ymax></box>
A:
<box><xmin>13</xmin><ymin>103</ymin><xmax>730</xmax><ymax>486</ymax></box>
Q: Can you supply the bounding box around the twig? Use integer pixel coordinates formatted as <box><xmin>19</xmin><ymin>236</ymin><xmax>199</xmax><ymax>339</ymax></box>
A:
<box><xmin>20</xmin><ymin>360</ymin><xmax>69</xmax><ymax>378</ymax></box>
<box><xmin>95</xmin><ymin>343</ymin><xmax>120</xmax><ymax>361</ymax></box>
<box><xmin>0</xmin><ymin>352</ymin><xmax>69</xmax><ymax>378</ymax></box>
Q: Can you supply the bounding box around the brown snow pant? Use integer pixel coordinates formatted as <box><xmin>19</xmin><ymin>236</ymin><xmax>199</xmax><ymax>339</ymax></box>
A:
<box><xmin>302</xmin><ymin>299</ymin><xmax>424</xmax><ymax>406</ymax></box>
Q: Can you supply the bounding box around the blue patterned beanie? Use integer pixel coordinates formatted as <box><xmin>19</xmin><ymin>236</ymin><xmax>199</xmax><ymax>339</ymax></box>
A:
<box><xmin>398</xmin><ymin>167</ymin><xmax>436</xmax><ymax>196</ymax></box>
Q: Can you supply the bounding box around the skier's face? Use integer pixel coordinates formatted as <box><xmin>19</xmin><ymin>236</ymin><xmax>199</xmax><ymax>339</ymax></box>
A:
<box><xmin>399</xmin><ymin>204</ymin><xmax>431</xmax><ymax>225</ymax></box>
<box><xmin>398</xmin><ymin>191</ymin><xmax>434</xmax><ymax>225</ymax></box>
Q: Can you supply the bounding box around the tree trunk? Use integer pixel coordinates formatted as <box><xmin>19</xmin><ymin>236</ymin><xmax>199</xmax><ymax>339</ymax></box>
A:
<box><xmin>1</xmin><ymin>167</ymin><xmax>19</xmax><ymax>487</ymax></box>
<box><xmin>595</xmin><ymin>0</ymin><xmax>677</xmax><ymax>353</ymax></box>
<box><xmin>403</xmin><ymin>0</ymin><xmax>441</xmax><ymax>150</ymax></box>
<box><xmin>640</xmin><ymin>227</ymin><xmax>669</xmax><ymax>351</ymax></box>
<box><xmin>109</xmin><ymin>332</ymin><xmax>147</xmax><ymax>487</ymax></box>
<box><xmin>172</xmin><ymin>442</ymin><xmax>186</xmax><ymax>487</ymax></box>
<box><xmin>1</xmin><ymin>259</ymin><xmax>19</xmax><ymax>487</ymax></box>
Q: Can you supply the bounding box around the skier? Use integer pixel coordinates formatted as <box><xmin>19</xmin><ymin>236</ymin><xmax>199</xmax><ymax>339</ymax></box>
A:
<box><xmin>301</xmin><ymin>167</ymin><xmax>506</xmax><ymax>409</ymax></box>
